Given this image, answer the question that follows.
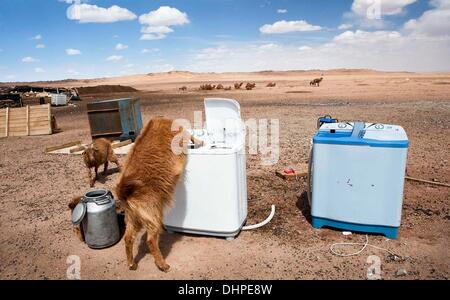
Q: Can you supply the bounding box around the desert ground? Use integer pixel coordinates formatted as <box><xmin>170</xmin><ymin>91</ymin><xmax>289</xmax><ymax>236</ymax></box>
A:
<box><xmin>0</xmin><ymin>70</ymin><xmax>449</xmax><ymax>279</ymax></box>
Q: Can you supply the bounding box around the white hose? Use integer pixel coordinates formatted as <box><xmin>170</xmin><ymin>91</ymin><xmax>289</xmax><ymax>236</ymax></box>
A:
<box><xmin>242</xmin><ymin>205</ymin><xmax>276</xmax><ymax>230</ymax></box>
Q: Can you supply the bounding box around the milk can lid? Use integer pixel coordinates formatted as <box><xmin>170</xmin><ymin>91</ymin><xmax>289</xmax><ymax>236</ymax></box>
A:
<box><xmin>71</xmin><ymin>202</ymin><xmax>86</xmax><ymax>225</ymax></box>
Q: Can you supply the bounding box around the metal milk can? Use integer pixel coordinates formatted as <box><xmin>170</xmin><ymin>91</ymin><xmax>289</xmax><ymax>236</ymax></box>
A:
<box><xmin>71</xmin><ymin>189</ymin><xmax>120</xmax><ymax>249</ymax></box>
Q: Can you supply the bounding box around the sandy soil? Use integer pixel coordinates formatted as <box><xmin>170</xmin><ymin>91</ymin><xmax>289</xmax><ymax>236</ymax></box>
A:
<box><xmin>0</xmin><ymin>70</ymin><xmax>449</xmax><ymax>279</ymax></box>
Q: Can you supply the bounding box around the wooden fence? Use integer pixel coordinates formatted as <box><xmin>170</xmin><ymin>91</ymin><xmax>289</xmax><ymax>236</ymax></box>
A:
<box><xmin>0</xmin><ymin>103</ymin><xmax>52</xmax><ymax>138</ymax></box>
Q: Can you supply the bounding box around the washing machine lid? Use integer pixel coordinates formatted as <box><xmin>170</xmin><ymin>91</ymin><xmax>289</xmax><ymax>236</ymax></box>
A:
<box><xmin>204</xmin><ymin>98</ymin><xmax>241</xmax><ymax>123</ymax></box>
<box><xmin>204</xmin><ymin>98</ymin><xmax>243</xmax><ymax>143</ymax></box>
<box><xmin>314</xmin><ymin>122</ymin><xmax>409</xmax><ymax>148</ymax></box>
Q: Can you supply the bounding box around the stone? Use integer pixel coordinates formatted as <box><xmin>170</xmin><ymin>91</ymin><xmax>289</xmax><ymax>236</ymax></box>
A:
<box><xmin>396</xmin><ymin>268</ymin><xmax>408</xmax><ymax>276</ymax></box>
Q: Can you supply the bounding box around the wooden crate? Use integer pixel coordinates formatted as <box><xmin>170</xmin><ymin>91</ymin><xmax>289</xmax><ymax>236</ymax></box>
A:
<box><xmin>0</xmin><ymin>104</ymin><xmax>51</xmax><ymax>138</ymax></box>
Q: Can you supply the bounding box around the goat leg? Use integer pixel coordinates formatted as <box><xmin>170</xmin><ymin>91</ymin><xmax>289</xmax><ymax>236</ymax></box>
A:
<box><xmin>86</xmin><ymin>168</ymin><xmax>95</xmax><ymax>187</ymax></box>
<box><xmin>124</xmin><ymin>215</ymin><xmax>141</xmax><ymax>270</ymax></box>
<box><xmin>103</xmin><ymin>161</ymin><xmax>109</xmax><ymax>175</ymax></box>
<box><xmin>147</xmin><ymin>230</ymin><xmax>170</xmax><ymax>272</ymax></box>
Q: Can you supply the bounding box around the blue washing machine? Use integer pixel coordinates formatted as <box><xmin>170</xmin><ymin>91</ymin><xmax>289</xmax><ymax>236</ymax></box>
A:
<box><xmin>310</xmin><ymin>121</ymin><xmax>409</xmax><ymax>238</ymax></box>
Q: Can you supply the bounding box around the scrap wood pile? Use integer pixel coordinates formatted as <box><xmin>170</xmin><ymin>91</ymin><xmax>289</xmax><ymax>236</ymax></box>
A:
<box><xmin>275</xmin><ymin>164</ymin><xmax>309</xmax><ymax>180</ymax></box>
<box><xmin>0</xmin><ymin>85</ymin><xmax>81</xmax><ymax>109</ymax></box>
<box><xmin>0</xmin><ymin>93</ymin><xmax>22</xmax><ymax>109</ymax></box>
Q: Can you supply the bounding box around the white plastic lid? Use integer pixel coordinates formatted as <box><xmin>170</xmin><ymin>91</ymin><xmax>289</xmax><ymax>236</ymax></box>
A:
<box><xmin>204</xmin><ymin>98</ymin><xmax>242</xmax><ymax>143</ymax></box>
<box><xmin>204</xmin><ymin>98</ymin><xmax>241</xmax><ymax>124</ymax></box>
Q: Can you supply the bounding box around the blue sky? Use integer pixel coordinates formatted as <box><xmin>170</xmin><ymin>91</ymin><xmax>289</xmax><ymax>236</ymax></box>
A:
<box><xmin>0</xmin><ymin>0</ymin><xmax>449</xmax><ymax>81</ymax></box>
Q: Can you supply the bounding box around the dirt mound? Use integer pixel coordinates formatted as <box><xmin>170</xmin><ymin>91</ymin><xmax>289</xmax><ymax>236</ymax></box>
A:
<box><xmin>77</xmin><ymin>85</ymin><xmax>138</xmax><ymax>95</ymax></box>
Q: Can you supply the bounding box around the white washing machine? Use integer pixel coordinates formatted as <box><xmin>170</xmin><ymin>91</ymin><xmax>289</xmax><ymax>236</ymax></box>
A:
<box><xmin>310</xmin><ymin>121</ymin><xmax>409</xmax><ymax>238</ymax></box>
<box><xmin>164</xmin><ymin>98</ymin><xmax>247</xmax><ymax>239</ymax></box>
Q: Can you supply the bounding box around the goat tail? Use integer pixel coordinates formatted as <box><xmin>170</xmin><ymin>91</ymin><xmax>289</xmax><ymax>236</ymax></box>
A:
<box><xmin>115</xmin><ymin>177</ymin><xmax>144</xmax><ymax>202</ymax></box>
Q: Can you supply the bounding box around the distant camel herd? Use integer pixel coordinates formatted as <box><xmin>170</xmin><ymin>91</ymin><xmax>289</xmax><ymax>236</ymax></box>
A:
<box><xmin>178</xmin><ymin>78</ymin><xmax>324</xmax><ymax>92</ymax></box>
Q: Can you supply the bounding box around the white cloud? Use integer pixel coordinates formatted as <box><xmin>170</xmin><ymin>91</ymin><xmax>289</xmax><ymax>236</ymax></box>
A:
<box><xmin>106</xmin><ymin>55</ymin><xmax>123</xmax><ymax>62</ymax></box>
<box><xmin>34</xmin><ymin>67</ymin><xmax>45</xmax><ymax>73</ymax></box>
<box><xmin>115</xmin><ymin>43</ymin><xmax>128</xmax><ymax>50</ymax></box>
<box><xmin>67</xmin><ymin>69</ymin><xmax>80</xmax><ymax>75</ymax></box>
<box><xmin>351</xmin><ymin>0</ymin><xmax>417</xmax><ymax>17</ymax></box>
<box><xmin>338</xmin><ymin>23</ymin><xmax>353</xmax><ymax>30</ymax></box>
<box><xmin>195</xmin><ymin>46</ymin><xmax>230</xmax><ymax>60</ymax></box>
<box><xmin>113</xmin><ymin>34</ymin><xmax>119</xmax><ymax>38</ymax></box>
<box><xmin>277</xmin><ymin>9</ymin><xmax>288</xmax><ymax>14</ymax></box>
<box><xmin>299</xmin><ymin>46</ymin><xmax>312</xmax><ymax>51</ymax></box>
<box><xmin>149</xmin><ymin>64</ymin><xmax>175</xmax><ymax>73</ymax></box>
<box><xmin>67</xmin><ymin>4</ymin><xmax>137</xmax><ymax>23</ymax></box>
<box><xmin>5</xmin><ymin>74</ymin><xmax>16</xmax><ymax>80</ymax></box>
<box><xmin>141</xmin><ymin>48</ymin><xmax>159</xmax><ymax>53</ymax></box>
<box><xmin>124</xmin><ymin>63</ymin><xmax>135</xmax><ymax>68</ymax></box>
<box><xmin>138</xmin><ymin>6</ymin><xmax>189</xmax><ymax>40</ymax></box>
<box><xmin>36</xmin><ymin>44</ymin><xmax>45</xmax><ymax>49</ymax></box>
<box><xmin>66</xmin><ymin>48</ymin><xmax>81</xmax><ymax>55</ymax></box>
<box><xmin>140</xmin><ymin>33</ymin><xmax>166</xmax><ymax>41</ymax></box>
<box><xmin>333</xmin><ymin>30</ymin><xmax>402</xmax><ymax>44</ymax></box>
<box><xmin>22</xmin><ymin>56</ymin><xmax>39</xmax><ymax>63</ymax></box>
<box><xmin>31</xmin><ymin>34</ymin><xmax>42</xmax><ymax>40</ymax></box>
<box><xmin>404</xmin><ymin>0</ymin><xmax>450</xmax><ymax>37</ymax></box>
<box><xmin>141</xmin><ymin>25</ymin><xmax>174</xmax><ymax>34</ymax></box>
<box><xmin>260</xmin><ymin>20</ymin><xmax>322</xmax><ymax>34</ymax></box>
<box><xmin>59</xmin><ymin>0</ymin><xmax>87</xmax><ymax>3</ymax></box>
<box><xmin>140</xmin><ymin>25</ymin><xmax>174</xmax><ymax>40</ymax></box>
<box><xmin>139</xmin><ymin>6</ymin><xmax>189</xmax><ymax>26</ymax></box>
<box><xmin>259</xmin><ymin>43</ymin><xmax>279</xmax><ymax>51</ymax></box>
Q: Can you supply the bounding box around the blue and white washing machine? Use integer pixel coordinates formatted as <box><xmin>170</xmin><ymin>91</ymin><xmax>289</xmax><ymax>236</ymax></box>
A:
<box><xmin>309</xmin><ymin>121</ymin><xmax>409</xmax><ymax>238</ymax></box>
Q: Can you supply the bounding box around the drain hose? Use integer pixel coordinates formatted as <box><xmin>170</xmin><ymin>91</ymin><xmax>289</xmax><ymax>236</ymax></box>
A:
<box><xmin>242</xmin><ymin>145</ymin><xmax>312</xmax><ymax>231</ymax></box>
<box><xmin>242</xmin><ymin>205</ymin><xmax>276</xmax><ymax>230</ymax></box>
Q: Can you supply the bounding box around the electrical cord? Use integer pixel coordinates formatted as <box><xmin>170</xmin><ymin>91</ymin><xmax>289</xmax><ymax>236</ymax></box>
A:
<box><xmin>330</xmin><ymin>234</ymin><xmax>401</xmax><ymax>257</ymax></box>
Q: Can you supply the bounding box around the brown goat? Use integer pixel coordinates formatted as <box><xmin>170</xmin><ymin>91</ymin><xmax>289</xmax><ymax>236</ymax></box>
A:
<box><xmin>216</xmin><ymin>84</ymin><xmax>224</xmax><ymax>90</ymax></box>
<box><xmin>266</xmin><ymin>82</ymin><xmax>276</xmax><ymax>88</ymax></box>
<box><xmin>179</xmin><ymin>86</ymin><xmax>187</xmax><ymax>91</ymax></box>
<box><xmin>115</xmin><ymin>118</ymin><xmax>201</xmax><ymax>272</ymax></box>
<box><xmin>82</xmin><ymin>138</ymin><xmax>121</xmax><ymax>187</ymax></box>
<box><xmin>224</xmin><ymin>86</ymin><xmax>232</xmax><ymax>90</ymax></box>
<box><xmin>51</xmin><ymin>115</ymin><xmax>62</xmax><ymax>133</ymax></box>
<box><xmin>68</xmin><ymin>195</ymin><xmax>85</xmax><ymax>242</ymax></box>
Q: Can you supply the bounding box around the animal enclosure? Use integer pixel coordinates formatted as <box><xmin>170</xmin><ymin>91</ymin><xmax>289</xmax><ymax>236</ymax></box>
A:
<box><xmin>0</xmin><ymin>103</ymin><xmax>52</xmax><ymax>138</ymax></box>
<box><xmin>86</xmin><ymin>98</ymin><xmax>143</xmax><ymax>141</ymax></box>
